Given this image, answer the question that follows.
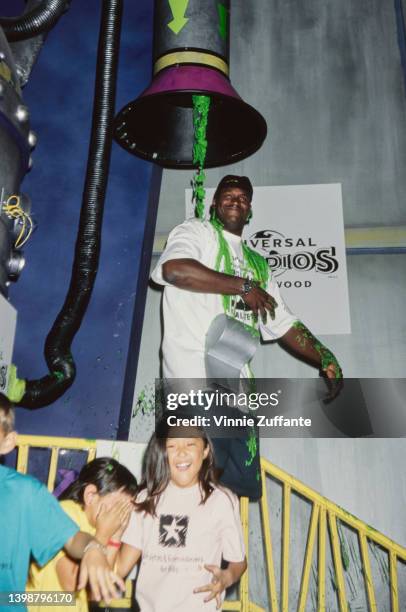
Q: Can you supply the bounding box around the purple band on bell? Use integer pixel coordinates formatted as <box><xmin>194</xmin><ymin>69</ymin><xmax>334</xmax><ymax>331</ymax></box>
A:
<box><xmin>140</xmin><ymin>65</ymin><xmax>241</xmax><ymax>100</ymax></box>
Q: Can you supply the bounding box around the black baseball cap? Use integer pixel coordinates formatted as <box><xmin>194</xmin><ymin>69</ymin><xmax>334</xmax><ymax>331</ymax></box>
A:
<box><xmin>213</xmin><ymin>175</ymin><xmax>253</xmax><ymax>202</ymax></box>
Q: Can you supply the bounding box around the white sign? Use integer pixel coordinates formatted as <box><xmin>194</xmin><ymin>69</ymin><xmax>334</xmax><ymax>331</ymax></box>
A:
<box><xmin>186</xmin><ymin>184</ymin><xmax>350</xmax><ymax>335</ymax></box>
<box><xmin>0</xmin><ymin>295</ymin><xmax>17</xmax><ymax>393</ymax></box>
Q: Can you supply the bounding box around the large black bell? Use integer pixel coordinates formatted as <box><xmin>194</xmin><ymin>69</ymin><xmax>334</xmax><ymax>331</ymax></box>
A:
<box><xmin>114</xmin><ymin>0</ymin><xmax>267</xmax><ymax>169</ymax></box>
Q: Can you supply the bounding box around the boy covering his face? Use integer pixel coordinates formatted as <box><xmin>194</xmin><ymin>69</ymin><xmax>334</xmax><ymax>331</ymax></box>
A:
<box><xmin>0</xmin><ymin>393</ymin><xmax>124</xmax><ymax>609</ymax></box>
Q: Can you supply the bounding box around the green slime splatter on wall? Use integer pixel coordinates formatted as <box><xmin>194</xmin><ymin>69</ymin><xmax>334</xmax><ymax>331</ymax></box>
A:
<box><xmin>133</xmin><ymin>381</ymin><xmax>167</xmax><ymax>419</ymax></box>
<box><xmin>133</xmin><ymin>383</ymin><xmax>156</xmax><ymax>417</ymax></box>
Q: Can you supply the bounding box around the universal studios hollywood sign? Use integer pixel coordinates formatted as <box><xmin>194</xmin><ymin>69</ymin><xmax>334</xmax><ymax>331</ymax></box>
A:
<box><xmin>247</xmin><ymin>229</ymin><xmax>339</xmax><ymax>284</ymax></box>
<box><xmin>186</xmin><ymin>183</ymin><xmax>351</xmax><ymax>335</ymax></box>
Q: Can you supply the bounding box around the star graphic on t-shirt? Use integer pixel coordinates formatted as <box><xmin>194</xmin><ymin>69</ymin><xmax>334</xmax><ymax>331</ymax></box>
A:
<box><xmin>159</xmin><ymin>514</ymin><xmax>189</xmax><ymax>548</ymax></box>
<box><xmin>162</xmin><ymin>517</ymin><xmax>182</xmax><ymax>545</ymax></box>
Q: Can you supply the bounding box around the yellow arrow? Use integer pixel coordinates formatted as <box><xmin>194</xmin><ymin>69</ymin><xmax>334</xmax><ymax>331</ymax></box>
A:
<box><xmin>168</xmin><ymin>0</ymin><xmax>190</xmax><ymax>35</ymax></box>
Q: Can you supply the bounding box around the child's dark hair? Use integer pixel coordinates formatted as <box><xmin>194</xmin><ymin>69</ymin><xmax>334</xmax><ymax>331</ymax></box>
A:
<box><xmin>0</xmin><ymin>393</ymin><xmax>15</xmax><ymax>435</ymax></box>
<box><xmin>137</xmin><ymin>413</ymin><xmax>219</xmax><ymax>516</ymax></box>
<box><xmin>59</xmin><ymin>457</ymin><xmax>138</xmax><ymax>502</ymax></box>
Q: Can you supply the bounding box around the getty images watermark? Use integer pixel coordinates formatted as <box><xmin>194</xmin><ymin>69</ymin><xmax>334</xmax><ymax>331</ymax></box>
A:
<box><xmin>163</xmin><ymin>387</ymin><xmax>312</xmax><ymax>432</ymax></box>
<box><xmin>157</xmin><ymin>378</ymin><xmax>406</xmax><ymax>438</ymax></box>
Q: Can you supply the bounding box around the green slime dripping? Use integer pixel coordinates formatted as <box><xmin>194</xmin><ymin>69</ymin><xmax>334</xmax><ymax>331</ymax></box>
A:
<box><xmin>210</xmin><ymin>213</ymin><xmax>269</xmax><ymax>338</ymax></box>
<box><xmin>192</xmin><ymin>95</ymin><xmax>210</xmax><ymax>219</ymax></box>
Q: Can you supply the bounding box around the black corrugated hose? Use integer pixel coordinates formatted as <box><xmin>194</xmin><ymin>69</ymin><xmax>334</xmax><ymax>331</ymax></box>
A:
<box><xmin>19</xmin><ymin>0</ymin><xmax>123</xmax><ymax>408</ymax></box>
<box><xmin>0</xmin><ymin>0</ymin><xmax>71</xmax><ymax>42</ymax></box>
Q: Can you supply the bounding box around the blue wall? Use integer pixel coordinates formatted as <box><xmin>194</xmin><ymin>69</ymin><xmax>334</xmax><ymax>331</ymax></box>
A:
<box><xmin>4</xmin><ymin>1</ymin><xmax>153</xmax><ymax>438</ymax></box>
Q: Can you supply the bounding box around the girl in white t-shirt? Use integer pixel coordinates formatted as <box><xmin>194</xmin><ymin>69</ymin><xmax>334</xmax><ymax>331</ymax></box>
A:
<box><xmin>116</xmin><ymin>417</ymin><xmax>247</xmax><ymax>612</ymax></box>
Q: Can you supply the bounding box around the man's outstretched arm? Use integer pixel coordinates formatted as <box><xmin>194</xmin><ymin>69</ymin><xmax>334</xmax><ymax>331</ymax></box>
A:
<box><xmin>279</xmin><ymin>321</ymin><xmax>342</xmax><ymax>378</ymax></box>
<box><xmin>279</xmin><ymin>321</ymin><xmax>343</xmax><ymax>400</ymax></box>
<box><xmin>162</xmin><ymin>258</ymin><xmax>277</xmax><ymax>320</ymax></box>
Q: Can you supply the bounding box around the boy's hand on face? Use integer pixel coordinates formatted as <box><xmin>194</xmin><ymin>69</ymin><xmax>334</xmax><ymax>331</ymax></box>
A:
<box><xmin>95</xmin><ymin>497</ymin><xmax>134</xmax><ymax>544</ymax></box>
<box><xmin>193</xmin><ymin>564</ymin><xmax>229</xmax><ymax>609</ymax></box>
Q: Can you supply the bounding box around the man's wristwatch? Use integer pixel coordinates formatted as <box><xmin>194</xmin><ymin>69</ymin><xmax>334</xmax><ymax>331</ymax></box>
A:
<box><xmin>241</xmin><ymin>278</ymin><xmax>253</xmax><ymax>296</ymax></box>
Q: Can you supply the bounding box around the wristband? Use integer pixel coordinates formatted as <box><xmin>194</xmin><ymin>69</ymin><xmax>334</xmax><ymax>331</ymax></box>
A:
<box><xmin>107</xmin><ymin>539</ymin><xmax>122</xmax><ymax>549</ymax></box>
<box><xmin>83</xmin><ymin>539</ymin><xmax>108</xmax><ymax>557</ymax></box>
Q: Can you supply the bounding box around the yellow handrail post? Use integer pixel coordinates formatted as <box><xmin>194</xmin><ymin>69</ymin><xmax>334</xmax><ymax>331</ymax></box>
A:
<box><xmin>16</xmin><ymin>443</ymin><xmax>29</xmax><ymax>474</ymax></box>
<box><xmin>359</xmin><ymin>532</ymin><xmax>377</xmax><ymax>611</ymax></box>
<box><xmin>240</xmin><ymin>496</ymin><xmax>250</xmax><ymax>611</ymax></box>
<box><xmin>281</xmin><ymin>483</ymin><xmax>291</xmax><ymax>612</ymax></box>
<box><xmin>318</xmin><ymin>506</ymin><xmax>326</xmax><ymax>612</ymax></box>
<box><xmin>87</xmin><ymin>447</ymin><xmax>97</xmax><ymax>462</ymax></box>
<box><xmin>259</xmin><ymin>468</ymin><xmax>279</xmax><ymax>611</ymax></box>
<box><xmin>389</xmin><ymin>551</ymin><xmax>399</xmax><ymax>612</ymax></box>
<box><xmin>47</xmin><ymin>447</ymin><xmax>59</xmax><ymax>491</ymax></box>
<box><xmin>328</xmin><ymin>512</ymin><xmax>348</xmax><ymax>612</ymax></box>
<box><xmin>298</xmin><ymin>503</ymin><xmax>320</xmax><ymax>611</ymax></box>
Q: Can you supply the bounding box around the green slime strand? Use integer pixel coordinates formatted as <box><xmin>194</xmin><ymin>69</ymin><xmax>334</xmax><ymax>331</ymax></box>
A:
<box><xmin>210</xmin><ymin>214</ymin><xmax>269</xmax><ymax>338</ymax></box>
<box><xmin>245</xmin><ymin>427</ymin><xmax>258</xmax><ymax>467</ymax></box>
<box><xmin>192</xmin><ymin>95</ymin><xmax>210</xmax><ymax>219</ymax></box>
<box><xmin>292</xmin><ymin>321</ymin><xmax>342</xmax><ymax>378</ymax></box>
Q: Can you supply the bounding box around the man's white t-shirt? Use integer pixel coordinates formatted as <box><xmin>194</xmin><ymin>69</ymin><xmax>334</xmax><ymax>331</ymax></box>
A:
<box><xmin>151</xmin><ymin>218</ymin><xmax>297</xmax><ymax>378</ymax></box>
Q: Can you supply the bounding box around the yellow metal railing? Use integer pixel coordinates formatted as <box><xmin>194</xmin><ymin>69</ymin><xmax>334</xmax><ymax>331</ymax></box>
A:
<box><xmin>16</xmin><ymin>436</ymin><xmax>406</xmax><ymax>611</ymax></box>
<box><xmin>16</xmin><ymin>434</ymin><xmax>97</xmax><ymax>490</ymax></box>
<box><xmin>258</xmin><ymin>458</ymin><xmax>406</xmax><ymax>612</ymax></box>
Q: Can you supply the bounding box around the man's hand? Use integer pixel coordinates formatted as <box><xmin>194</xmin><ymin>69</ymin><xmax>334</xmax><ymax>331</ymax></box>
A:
<box><xmin>193</xmin><ymin>565</ymin><xmax>229</xmax><ymax>609</ymax></box>
<box><xmin>324</xmin><ymin>362</ymin><xmax>343</xmax><ymax>380</ymax></box>
<box><xmin>279</xmin><ymin>323</ymin><xmax>344</xmax><ymax>402</ymax></box>
<box><xmin>77</xmin><ymin>547</ymin><xmax>125</xmax><ymax>603</ymax></box>
<box><xmin>322</xmin><ymin>362</ymin><xmax>344</xmax><ymax>403</ymax></box>
<box><xmin>241</xmin><ymin>284</ymin><xmax>278</xmax><ymax>323</ymax></box>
